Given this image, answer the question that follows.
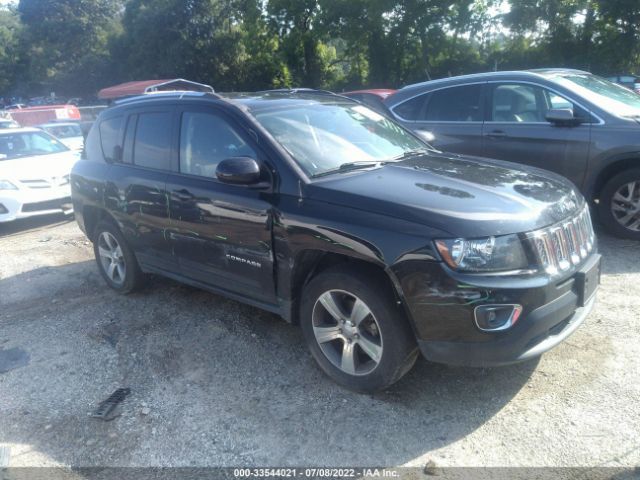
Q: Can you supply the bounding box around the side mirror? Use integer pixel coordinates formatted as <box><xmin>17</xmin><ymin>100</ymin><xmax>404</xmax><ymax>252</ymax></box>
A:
<box><xmin>216</xmin><ymin>156</ymin><xmax>262</xmax><ymax>185</ymax></box>
<box><xmin>546</xmin><ymin>108</ymin><xmax>581</xmax><ymax>126</ymax></box>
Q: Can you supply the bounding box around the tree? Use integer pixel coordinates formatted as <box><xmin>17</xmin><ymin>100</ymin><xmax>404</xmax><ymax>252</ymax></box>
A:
<box><xmin>0</xmin><ymin>6</ymin><xmax>22</xmax><ymax>95</ymax></box>
<box><xmin>18</xmin><ymin>0</ymin><xmax>121</xmax><ymax>96</ymax></box>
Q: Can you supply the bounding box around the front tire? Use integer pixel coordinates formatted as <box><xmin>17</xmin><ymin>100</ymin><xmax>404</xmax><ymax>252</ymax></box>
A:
<box><xmin>598</xmin><ymin>168</ymin><xmax>640</xmax><ymax>240</ymax></box>
<box><xmin>93</xmin><ymin>221</ymin><xmax>143</xmax><ymax>293</ymax></box>
<box><xmin>300</xmin><ymin>265</ymin><xmax>418</xmax><ymax>392</ymax></box>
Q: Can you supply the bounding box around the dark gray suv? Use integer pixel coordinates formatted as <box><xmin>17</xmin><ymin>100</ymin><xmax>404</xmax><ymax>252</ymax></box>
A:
<box><xmin>385</xmin><ymin>69</ymin><xmax>640</xmax><ymax>240</ymax></box>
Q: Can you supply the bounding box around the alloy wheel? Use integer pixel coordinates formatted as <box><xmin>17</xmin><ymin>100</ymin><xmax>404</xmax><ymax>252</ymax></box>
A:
<box><xmin>611</xmin><ymin>180</ymin><xmax>640</xmax><ymax>232</ymax></box>
<box><xmin>311</xmin><ymin>289</ymin><xmax>383</xmax><ymax>376</ymax></box>
<box><xmin>97</xmin><ymin>231</ymin><xmax>126</xmax><ymax>285</ymax></box>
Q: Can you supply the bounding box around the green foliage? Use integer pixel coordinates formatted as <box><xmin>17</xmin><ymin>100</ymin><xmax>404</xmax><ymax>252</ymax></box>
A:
<box><xmin>1</xmin><ymin>0</ymin><xmax>640</xmax><ymax>98</ymax></box>
<box><xmin>0</xmin><ymin>6</ymin><xmax>22</xmax><ymax>93</ymax></box>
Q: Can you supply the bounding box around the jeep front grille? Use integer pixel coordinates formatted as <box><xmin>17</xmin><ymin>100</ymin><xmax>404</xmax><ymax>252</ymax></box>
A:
<box><xmin>528</xmin><ymin>205</ymin><xmax>595</xmax><ymax>276</ymax></box>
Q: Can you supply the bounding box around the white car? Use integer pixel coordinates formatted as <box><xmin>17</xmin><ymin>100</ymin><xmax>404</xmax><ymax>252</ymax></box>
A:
<box><xmin>0</xmin><ymin>118</ymin><xmax>20</xmax><ymax>129</ymax></box>
<box><xmin>38</xmin><ymin>122</ymin><xmax>85</xmax><ymax>151</ymax></box>
<box><xmin>0</xmin><ymin>128</ymin><xmax>80</xmax><ymax>223</ymax></box>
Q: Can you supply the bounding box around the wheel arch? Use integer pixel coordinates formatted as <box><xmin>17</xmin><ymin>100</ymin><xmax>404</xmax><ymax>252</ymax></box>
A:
<box><xmin>285</xmin><ymin>250</ymin><xmax>408</xmax><ymax>326</ymax></box>
<box><xmin>82</xmin><ymin>205</ymin><xmax>119</xmax><ymax>242</ymax></box>
<box><xmin>591</xmin><ymin>155</ymin><xmax>640</xmax><ymax>200</ymax></box>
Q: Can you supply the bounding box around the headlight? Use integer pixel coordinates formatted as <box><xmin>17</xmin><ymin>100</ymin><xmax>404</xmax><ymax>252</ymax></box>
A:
<box><xmin>435</xmin><ymin>234</ymin><xmax>529</xmax><ymax>273</ymax></box>
<box><xmin>0</xmin><ymin>180</ymin><xmax>18</xmax><ymax>190</ymax></box>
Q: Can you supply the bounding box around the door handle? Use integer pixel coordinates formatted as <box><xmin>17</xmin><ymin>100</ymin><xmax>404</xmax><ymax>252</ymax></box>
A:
<box><xmin>485</xmin><ymin>130</ymin><xmax>507</xmax><ymax>139</ymax></box>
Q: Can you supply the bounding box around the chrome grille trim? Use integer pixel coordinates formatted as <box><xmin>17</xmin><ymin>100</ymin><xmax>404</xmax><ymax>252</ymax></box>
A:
<box><xmin>528</xmin><ymin>205</ymin><xmax>595</xmax><ymax>276</ymax></box>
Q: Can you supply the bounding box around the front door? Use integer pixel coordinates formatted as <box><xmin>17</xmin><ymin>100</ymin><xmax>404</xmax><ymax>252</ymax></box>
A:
<box><xmin>165</xmin><ymin>106</ymin><xmax>276</xmax><ymax>303</ymax></box>
<box><xmin>481</xmin><ymin>82</ymin><xmax>592</xmax><ymax>188</ymax></box>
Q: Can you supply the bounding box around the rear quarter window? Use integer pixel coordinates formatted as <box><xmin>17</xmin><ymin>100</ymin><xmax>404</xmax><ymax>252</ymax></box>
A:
<box><xmin>99</xmin><ymin>116</ymin><xmax>123</xmax><ymax>162</ymax></box>
<box><xmin>392</xmin><ymin>93</ymin><xmax>430</xmax><ymax>121</ymax></box>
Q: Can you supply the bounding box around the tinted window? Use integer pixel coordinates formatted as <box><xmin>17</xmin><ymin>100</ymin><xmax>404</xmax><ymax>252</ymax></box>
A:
<box><xmin>133</xmin><ymin>112</ymin><xmax>172</xmax><ymax>170</ymax></box>
<box><xmin>122</xmin><ymin>115</ymin><xmax>137</xmax><ymax>164</ymax></box>
<box><xmin>179</xmin><ymin>112</ymin><xmax>256</xmax><ymax>177</ymax></box>
<box><xmin>425</xmin><ymin>85</ymin><xmax>482</xmax><ymax>121</ymax></box>
<box><xmin>99</xmin><ymin>116</ymin><xmax>123</xmax><ymax>162</ymax></box>
<box><xmin>393</xmin><ymin>93</ymin><xmax>429</xmax><ymax>121</ymax></box>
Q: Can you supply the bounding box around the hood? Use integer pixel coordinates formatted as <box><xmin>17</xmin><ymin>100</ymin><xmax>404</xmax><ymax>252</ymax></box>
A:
<box><xmin>306</xmin><ymin>151</ymin><xmax>584</xmax><ymax>237</ymax></box>
<box><xmin>0</xmin><ymin>151</ymin><xmax>80</xmax><ymax>182</ymax></box>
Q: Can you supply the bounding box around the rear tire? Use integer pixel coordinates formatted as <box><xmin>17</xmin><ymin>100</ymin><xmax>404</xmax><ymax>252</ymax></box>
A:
<box><xmin>93</xmin><ymin>221</ymin><xmax>143</xmax><ymax>293</ymax></box>
<box><xmin>300</xmin><ymin>265</ymin><xmax>418</xmax><ymax>392</ymax></box>
<box><xmin>598</xmin><ymin>168</ymin><xmax>640</xmax><ymax>240</ymax></box>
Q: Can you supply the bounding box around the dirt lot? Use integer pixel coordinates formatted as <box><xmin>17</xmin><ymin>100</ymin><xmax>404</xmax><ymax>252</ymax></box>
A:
<box><xmin>0</xmin><ymin>214</ymin><xmax>639</xmax><ymax>470</ymax></box>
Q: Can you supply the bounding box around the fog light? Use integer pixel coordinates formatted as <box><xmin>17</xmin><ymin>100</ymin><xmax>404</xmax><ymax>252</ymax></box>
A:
<box><xmin>0</xmin><ymin>203</ymin><xmax>7</xmax><ymax>214</ymax></box>
<box><xmin>474</xmin><ymin>304</ymin><xmax>522</xmax><ymax>332</ymax></box>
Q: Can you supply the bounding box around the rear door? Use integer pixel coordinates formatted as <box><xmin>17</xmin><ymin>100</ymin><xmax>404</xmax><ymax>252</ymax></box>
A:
<box><xmin>103</xmin><ymin>107</ymin><xmax>176</xmax><ymax>271</ymax></box>
<box><xmin>165</xmin><ymin>105</ymin><xmax>277</xmax><ymax>303</ymax></box>
<box><xmin>391</xmin><ymin>83</ymin><xmax>485</xmax><ymax>155</ymax></box>
<box><xmin>481</xmin><ymin>82</ymin><xmax>592</xmax><ymax>188</ymax></box>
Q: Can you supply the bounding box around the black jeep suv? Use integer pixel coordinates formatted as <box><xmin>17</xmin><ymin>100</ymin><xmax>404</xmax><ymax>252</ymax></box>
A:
<box><xmin>71</xmin><ymin>90</ymin><xmax>601</xmax><ymax>391</ymax></box>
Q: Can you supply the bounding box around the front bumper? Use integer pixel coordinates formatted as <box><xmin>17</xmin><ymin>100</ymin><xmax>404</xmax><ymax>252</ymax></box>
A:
<box><xmin>0</xmin><ymin>186</ymin><xmax>73</xmax><ymax>223</ymax></box>
<box><xmin>392</xmin><ymin>253</ymin><xmax>600</xmax><ymax>367</ymax></box>
<box><xmin>418</xmin><ymin>293</ymin><xmax>595</xmax><ymax>367</ymax></box>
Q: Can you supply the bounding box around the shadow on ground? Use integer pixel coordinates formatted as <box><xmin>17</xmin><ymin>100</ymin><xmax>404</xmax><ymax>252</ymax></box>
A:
<box><xmin>0</xmin><ymin>213</ymin><xmax>74</xmax><ymax>238</ymax></box>
<box><xmin>0</xmin><ymin>259</ymin><xmax>538</xmax><ymax>468</ymax></box>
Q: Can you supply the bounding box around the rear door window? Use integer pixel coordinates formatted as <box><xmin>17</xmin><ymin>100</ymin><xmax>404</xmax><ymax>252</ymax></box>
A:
<box><xmin>424</xmin><ymin>85</ymin><xmax>483</xmax><ymax>122</ymax></box>
<box><xmin>132</xmin><ymin>112</ymin><xmax>172</xmax><ymax>170</ymax></box>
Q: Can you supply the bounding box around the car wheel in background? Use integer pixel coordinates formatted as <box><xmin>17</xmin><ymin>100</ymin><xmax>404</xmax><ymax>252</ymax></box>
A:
<box><xmin>93</xmin><ymin>221</ymin><xmax>143</xmax><ymax>293</ymax></box>
<box><xmin>300</xmin><ymin>265</ymin><xmax>418</xmax><ymax>392</ymax></box>
<box><xmin>599</xmin><ymin>168</ymin><xmax>640</xmax><ymax>240</ymax></box>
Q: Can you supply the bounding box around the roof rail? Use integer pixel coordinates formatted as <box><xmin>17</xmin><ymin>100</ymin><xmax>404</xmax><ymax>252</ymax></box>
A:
<box><xmin>113</xmin><ymin>90</ymin><xmax>221</xmax><ymax>106</ymax></box>
<box><xmin>144</xmin><ymin>78</ymin><xmax>215</xmax><ymax>94</ymax></box>
<box><xmin>256</xmin><ymin>88</ymin><xmax>343</xmax><ymax>97</ymax></box>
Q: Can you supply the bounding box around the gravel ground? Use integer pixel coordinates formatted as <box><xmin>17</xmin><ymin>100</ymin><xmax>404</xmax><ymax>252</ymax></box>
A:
<box><xmin>0</xmin><ymin>214</ymin><xmax>639</xmax><ymax>470</ymax></box>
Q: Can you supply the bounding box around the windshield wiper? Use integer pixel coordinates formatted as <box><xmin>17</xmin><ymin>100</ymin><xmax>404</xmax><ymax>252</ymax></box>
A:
<box><xmin>392</xmin><ymin>148</ymin><xmax>431</xmax><ymax>161</ymax></box>
<box><xmin>312</xmin><ymin>161</ymin><xmax>385</xmax><ymax>178</ymax></box>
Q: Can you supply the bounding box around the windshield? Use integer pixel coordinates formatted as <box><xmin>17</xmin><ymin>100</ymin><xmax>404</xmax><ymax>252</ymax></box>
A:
<box><xmin>253</xmin><ymin>103</ymin><xmax>426</xmax><ymax>177</ymax></box>
<box><xmin>43</xmin><ymin>124</ymin><xmax>82</xmax><ymax>139</ymax></box>
<box><xmin>0</xmin><ymin>131</ymin><xmax>69</xmax><ymax>160</ymax></box>
<box><xmin>551</xmin><ymin>73</ymin><xmax>640</xmax><ymax>117</ymax></box>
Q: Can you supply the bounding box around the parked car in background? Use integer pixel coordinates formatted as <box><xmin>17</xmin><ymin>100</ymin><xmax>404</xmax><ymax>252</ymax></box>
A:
<box><xmin>4</xmin><ymin>104</ymin><xmax>26</xmax><ymax>110</ymax></box>
<box><xmin>342</xmin><ymin>89</ymin><xmax>396</xmax><ymax>114</ymax></box>
<box><xmin>8</xmin><ymin>104</ymin><xmax>81</xmax><ymax>126</ymax></box>
<box><xmin>605</xmin><ymin>74</ymin><xmax>640</xmax><ymax>94</ymax></box>
<box><xmin>0</xmin><ymin>118</ymin><xmax>20</xmax><ymax>129</ymax></box>
<box><xmin>38</xmin><ymin>122</ymin><xmax>85</xmax><ymax>151</ymax></box>
<box><xmin>71</xmin><ymin>90</ymin><xmax>599</xmax><ymax>391</ymax></box>
<box><xmin>385</xmin><ymin>69</ymin><xmax>640</xmax><ymax>239</ymax></box>
<box><xmin>0</xmin><ymin>128</ymin><xmax>79</xmax><ymax>223</ymax></box>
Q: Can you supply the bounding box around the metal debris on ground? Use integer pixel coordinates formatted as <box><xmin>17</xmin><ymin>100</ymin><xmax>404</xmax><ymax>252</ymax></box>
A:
<box><xmin>90</xmin><ymin>388</ymin><xmax>131</xmax><ymax>421</ymax></box>
<box><xmin>0</xmin><ymin>445</ymin><xmax>10</xmax><ymax>468</ymax></box>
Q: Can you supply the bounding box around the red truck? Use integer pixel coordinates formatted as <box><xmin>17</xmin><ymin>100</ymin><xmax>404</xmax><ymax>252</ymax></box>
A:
<box><xmin>8</xmin><ymin>104</ymin><xmax>81</xmax><ymax>127</ymax></box>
